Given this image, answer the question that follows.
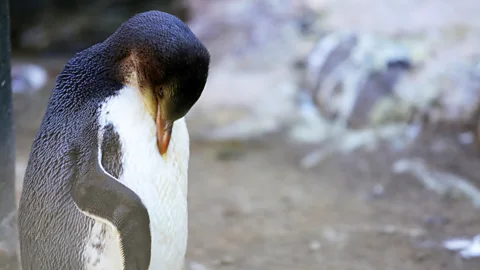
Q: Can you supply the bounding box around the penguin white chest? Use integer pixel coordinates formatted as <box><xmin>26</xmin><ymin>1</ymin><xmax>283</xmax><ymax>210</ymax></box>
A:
<box><xmin>84</xmin><ymin>86</ymin><xmax>190</xmax><ymax>270</ymax></box>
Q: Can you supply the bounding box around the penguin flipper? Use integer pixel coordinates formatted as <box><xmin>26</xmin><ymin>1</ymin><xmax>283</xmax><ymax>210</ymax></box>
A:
<box><xmin>71</xmin><ymin>161</ymin><xmax>151</xmax><ymax>270</ymax></box>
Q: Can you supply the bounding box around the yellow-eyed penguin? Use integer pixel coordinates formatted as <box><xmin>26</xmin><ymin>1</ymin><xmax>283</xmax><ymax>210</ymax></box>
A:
<box><xmin>18</xmin><ymin>10</ymin><xmax>210</xmax><ymax>270</ymax></box>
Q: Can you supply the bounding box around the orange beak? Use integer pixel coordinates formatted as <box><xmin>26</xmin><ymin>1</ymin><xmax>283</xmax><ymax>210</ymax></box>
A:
<box><xmin>156</xmin><ymin>102</ymin><xmax>173</xmax><ymax>155</ymax></box>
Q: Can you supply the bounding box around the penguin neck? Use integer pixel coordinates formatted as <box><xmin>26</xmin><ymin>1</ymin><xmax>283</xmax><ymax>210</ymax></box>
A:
<box><xmin>97</xmin><ymin>85</ymin><xmax>190</xmax><ymax>269</ymax></box>
<box><xmin>98</xmin><ymin>84</ymin><xmax>190</xmax><ymax>180</ymax></box>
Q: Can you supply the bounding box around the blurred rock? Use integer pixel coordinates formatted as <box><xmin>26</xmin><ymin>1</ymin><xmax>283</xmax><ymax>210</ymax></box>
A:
<box><xmin>188</xmin><ymin>261</ymin><xmax>208</xmax><ymax>270</ymax></box>
<box><xmin>308</xmin><ymin>0</ymin><xmax>480</xmax><ymax>132</ymax></box>
<box><xmin>188</xmin><ymin>0</ymin><xmax>317</xmax><ymax>63</ymax></box>
<box><xmin>186</xmin><ymin>0</ymin><xmax>323</xmax><ymax>141</ymax></box>
<box><xmin>300</xmin><ymin>32</ymin><xmax>426</xmax><ymax>129</ymax></box>
<box><xmin>401</xmin><ymin>57</ymin><xmax>480</xmax><ymax>127</ymax></box>
<box><xmin>10</xmin><ymin>0</ymin><xmax>189</xmax><ymax>54</ymax></box>
<box><xmin>11</xmin><ymin>63</ymin><xmax>48</xmax><ymax>93</ymax></box>
<box><xmin>392</xmin><ymin>158</ymin><xmax>480</xmax><ymax>208</ymax></box>
<box><xmin>213</xmin><ymin>254</ymin><xmax>235</xmax><ymax>266</ymax></box>
<box><xmin>308</xmin><ymin>240</ymin><xmax>321</xmax><ymax>252</ymax></box>
<box><xmin>290</xmin><ymin>33</ymin><xmax>427</xmax><ymax>167</ymax></box>
<box><xmin>0</xmin><ymin>211</ymin><xmax>18</xmax><ymax>258</ymax></box>
<box><xmin>444</xmin><ymin>235</ymin><xmax>480</xmax><ymax>259</ymax></box>
<box><xmin>291</xmin><ymin>26</ymin><xmax>480</xmax><ymax>168</ymax></box>
<box><xmin>422</xmin><ymin>215</ymin><xmax>449</xmax><ymax>227</ymax></box>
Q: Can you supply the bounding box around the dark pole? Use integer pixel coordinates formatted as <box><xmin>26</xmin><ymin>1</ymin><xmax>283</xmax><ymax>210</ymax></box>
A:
<box><xmin>0</xmin><ymin>0</ymin><xmax>19</xmax><ymax>269</ymax></box>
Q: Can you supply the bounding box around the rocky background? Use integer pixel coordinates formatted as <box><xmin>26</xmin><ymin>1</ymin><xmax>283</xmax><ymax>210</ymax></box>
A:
<box><xmin>10</xmin><ymin>0</ymin><xmax>189</xmax><ymax>53</ymax></box>
<box><xmin>7</xmin><ymin>0</ymin><xmax>480</xmax><ymax>269</ymax></box>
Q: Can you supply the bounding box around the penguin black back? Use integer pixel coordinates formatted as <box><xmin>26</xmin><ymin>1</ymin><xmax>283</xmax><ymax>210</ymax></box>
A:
<box><xmin>19</xmin><ymin>11</ymin><xmax>210</xmax><ymax>270</ymax></box>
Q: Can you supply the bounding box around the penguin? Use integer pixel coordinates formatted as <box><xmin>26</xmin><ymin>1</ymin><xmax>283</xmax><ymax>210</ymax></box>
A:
<box><xmin>18</xmin><ymin>10</ymin><xmax>210</xmax><ymax>270</ymax></box>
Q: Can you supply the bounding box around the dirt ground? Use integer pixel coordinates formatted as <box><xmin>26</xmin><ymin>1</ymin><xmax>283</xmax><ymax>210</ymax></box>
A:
<box><xmin>10</xmin><ymin>56</ymin><xmax>480</xmax><ymax>270</ymax></box>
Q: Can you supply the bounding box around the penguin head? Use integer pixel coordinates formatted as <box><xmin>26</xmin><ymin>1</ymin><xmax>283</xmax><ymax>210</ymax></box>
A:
<box><xmin>104</xmin><ymin>11</ymin><xmax>210</xmax><ymax>156</ymax></box>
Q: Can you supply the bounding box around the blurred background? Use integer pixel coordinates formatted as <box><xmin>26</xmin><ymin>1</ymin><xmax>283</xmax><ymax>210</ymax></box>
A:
<box><xmin>5</xmin><ymin>0</ymin><xmax>480</xmax><ymax>269</ymax></box>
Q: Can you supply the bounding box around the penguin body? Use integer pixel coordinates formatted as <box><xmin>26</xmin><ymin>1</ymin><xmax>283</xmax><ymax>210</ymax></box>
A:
<box><xmin>18</xmin><ymin>11</ymin><xmax>210</xmax><ymax>270</ymax></box>
<box><xmin>85</xmin><ymin>85</ymin><xmax>190</xmax><ymax>270</ymax></box>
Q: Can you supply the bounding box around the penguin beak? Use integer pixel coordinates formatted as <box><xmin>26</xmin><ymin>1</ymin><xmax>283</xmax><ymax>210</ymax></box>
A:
<box><xmin>156</xmin><ymin>103</ymin><xmax>173</xmax><ymax>156</ymax></box>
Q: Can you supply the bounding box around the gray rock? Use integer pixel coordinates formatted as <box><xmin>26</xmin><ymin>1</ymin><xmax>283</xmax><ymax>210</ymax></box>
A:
<box><xmin>300</xmin><ymin>32</ymin><xmax>421</xmax><ymax>129</ymax></box>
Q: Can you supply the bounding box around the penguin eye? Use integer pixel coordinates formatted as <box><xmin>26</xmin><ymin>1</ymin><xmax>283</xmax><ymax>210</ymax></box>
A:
<box><xmin>156</xmin><ymin>86</ymin><xmax>164</xmax><ymax>98</ymax></box>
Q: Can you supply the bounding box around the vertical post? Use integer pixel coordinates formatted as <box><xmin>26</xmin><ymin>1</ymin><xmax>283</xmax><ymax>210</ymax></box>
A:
<box><xmin>0</xmin><ymin>0</ymin><xmax>19</xmax><ymax>269</ymax></box>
